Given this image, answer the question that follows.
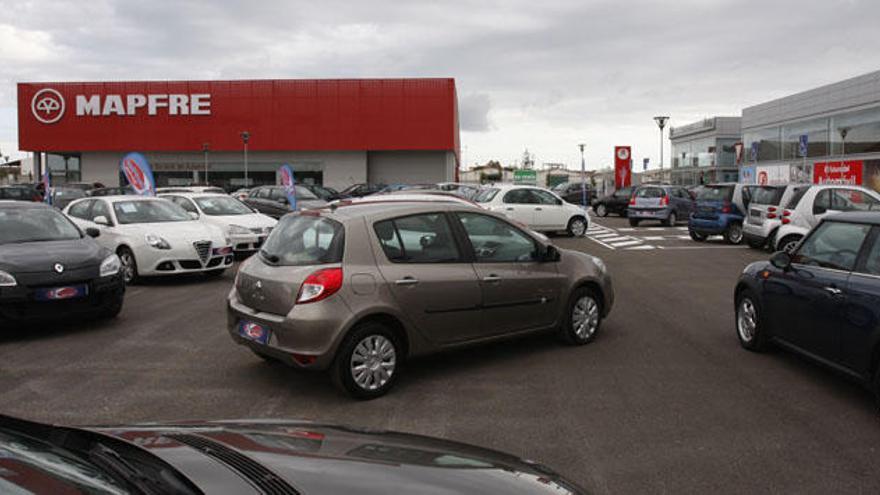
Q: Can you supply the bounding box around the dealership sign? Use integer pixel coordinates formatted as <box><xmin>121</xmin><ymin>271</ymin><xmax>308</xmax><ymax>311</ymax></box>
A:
<box><xmin>75</xmin><ymin>94</ymin><xmax>211</xmax><ymax>117</ymax></box>
<box><xmin>614</xmin><ymin>146</ymin><xmax>632</xmax><ymax>189</ymax></box>
<box><xmin>814</xmin><ymin>161</ymin><xmax>863</xmax><ymax>185</ymax></box>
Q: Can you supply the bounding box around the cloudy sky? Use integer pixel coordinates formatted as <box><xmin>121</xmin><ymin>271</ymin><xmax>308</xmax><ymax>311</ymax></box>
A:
<box><xmin>1</xmin><ymin>0</ymin><xmax>879</xmax><ymax>171</ymax></box>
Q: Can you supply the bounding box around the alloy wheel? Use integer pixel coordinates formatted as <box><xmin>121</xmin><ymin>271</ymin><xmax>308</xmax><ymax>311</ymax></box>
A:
<box><xmin>596</xmin><ymin>205</ymin><xmax>607</xmax><ymax>217</ymax></box>
<box><xmin>570</xmin><ymin>218</ymin><xmax>586</xmax><ymax>236</ymax></box>
<box><xmin>120</xmin><ymin>252</ymin><xmax>135</xmax><ymax>284</ymax></box>
<box><xmin>350</xmin><ymin>335</ymin><xmax>397</xmax><ymax>391</ymax></box>
<box><xmin>728</xmin><ymin>224</ymin><xmax>743</xmax><ymax>244</ymax></box>
<box><xmin>737</xmin><ymin>298</ymin><xmax>757</xmax><ymax>343</ymax></box>
<box><xmin>572</xmin><ymin>296</ymin><xmax>599</xmax><ymax>339</ymax></box>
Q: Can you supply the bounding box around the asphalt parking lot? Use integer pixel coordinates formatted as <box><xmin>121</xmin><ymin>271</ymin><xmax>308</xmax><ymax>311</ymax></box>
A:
<box><xmin>3</xmin><ymin>214</ymin><xmax>880</xmax><ymax>493</ymax></box>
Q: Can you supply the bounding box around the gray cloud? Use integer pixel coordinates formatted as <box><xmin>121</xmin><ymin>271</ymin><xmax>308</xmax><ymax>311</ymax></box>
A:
<box><xmin>2</xmin><ymin>0</ymin><xmax>880</xmax><ymax>168</ymax></box>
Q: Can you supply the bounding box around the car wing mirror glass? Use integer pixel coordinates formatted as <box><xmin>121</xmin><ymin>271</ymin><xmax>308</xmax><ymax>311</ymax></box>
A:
<box><xmin>85</xmin><ymin>227</ymin><xmax>101</xmax><ymax>238</ymax></box>
<box><xmin>770</xmin><ymin>251</ymin><xmax>793</xmax><ymax>270</ymax></box>
<box><xmin>93</xmin><ymin>215</ymin><xmax>110</xmax><ymax>226</ymax></box>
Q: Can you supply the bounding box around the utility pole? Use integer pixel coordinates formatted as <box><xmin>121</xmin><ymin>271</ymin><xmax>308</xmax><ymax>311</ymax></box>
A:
<box><xmin>578</xmin><ymin>143</ymin><xmax>587</xmax><ymax>209</ymax></box>
<box><xmin>654</xmin><ymin>116</ymin><xmax>669</xmax><ymax>180</ymax></box>
<box><xmin>202</xmin><ymin>143</ymin><xmax>210</xmax><ymax>184</ymax></box>
<box><xmin>240</xmin><ymin>131</ymin><xmax>250</xmax><ymax>186</ymax></box>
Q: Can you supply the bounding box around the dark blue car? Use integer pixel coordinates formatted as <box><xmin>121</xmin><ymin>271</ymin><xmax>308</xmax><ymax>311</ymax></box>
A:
<box><xmin>689</xmin><ymin>183</ymin><xmax>754</xmax><ymax>244</ymax></box>
<box><xmin>734</xmin><ymin>212</ymin><xmax>880</xmax><ymax>405</ymax></box>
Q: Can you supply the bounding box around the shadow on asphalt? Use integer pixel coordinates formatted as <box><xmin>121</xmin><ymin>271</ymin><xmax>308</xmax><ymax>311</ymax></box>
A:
<box><xmin>0</xmin><ymin>316</ymin><xmax>119</xmax><ymax>344</ymax></box>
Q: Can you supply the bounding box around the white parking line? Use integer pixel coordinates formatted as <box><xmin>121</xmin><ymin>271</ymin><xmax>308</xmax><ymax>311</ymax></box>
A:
<box><xmin>626</xmin><ymin>245</ymin><xmax>656</xmax><ymax>250</ymax></box>
<box><xmin>609</xmin><ymin>240</ymin><xmax>642</xmax><ymax>247</ymax></box>
<box><xmin>600</xmin><ymin>236</ymin><xmax>629</xmax><ymax>242</ymax></box>
<box><xmin>641</xmin><ymin>236</ymin><xmax>666</xmax><ymax>241</ymax></box>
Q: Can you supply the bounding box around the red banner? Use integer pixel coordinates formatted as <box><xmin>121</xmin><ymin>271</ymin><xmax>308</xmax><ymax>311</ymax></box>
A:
<box><xmin>614</xmin><ymin>146</ymin><xmax>632</xmax><ymax>189</ymax></box>
<box><xmin>813</xmin><ymin>160</ymin><xmax>864</xmax><ymax>185</ymax></box>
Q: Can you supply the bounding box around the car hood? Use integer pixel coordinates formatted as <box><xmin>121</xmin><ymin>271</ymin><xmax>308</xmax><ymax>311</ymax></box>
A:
<box><xmin>93</xmin><ymin>421</ymin><xmax>585</xmax><ymax>494</ymax></box>
<box><xmin>206</xmin><ymin>213</ymin><xmax>277</xmax><ymax>230</ymax></box>
<box><xmin>116</xmin><ymin>221</ymin><xmax>226</xmax><ymax>244</ymax></box>
<box><xmin>0</xmin><ymin>237</ymin><xmax>108</xmax><ymax>274</ymax></box>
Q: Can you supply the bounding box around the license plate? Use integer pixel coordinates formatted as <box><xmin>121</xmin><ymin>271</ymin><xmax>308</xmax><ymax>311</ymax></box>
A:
<box><xmin>35</xmin><ymin>284</ymin><xmax>88</xmax><ymax>301</ymax></box>
<box><xmin>239</xmin><ymin>320</ymin><xmax>271</xmax><ymax>344</ymax></box>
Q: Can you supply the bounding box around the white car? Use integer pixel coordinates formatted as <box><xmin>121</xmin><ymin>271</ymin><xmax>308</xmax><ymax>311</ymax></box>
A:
<box><xmin>472</xmin><ymin>184</ymin><xmax>590</xmax><ymax>236</ymax></box>
<box><xmin>64</xmin><ymin>196</ymin><xmax>233</xmax><ymax>284</ymax></box>
<box><xmin>156</xmin><ymin>186</ymin><xmax>227</xmax><ymax>195</ymax></box>
<box><xmin>743</xmin><ymin>184</ymin><xmax>810</xmax><ymax>249</ymax></box>
<box><xmin>160</xmin><ymin>192</ymin><xmax>277</xmax><ymax>254</ymax></box>
<box><xmin>773</xmin><ymin>184</ymin><xmax>880</xmax><ymax>253</ymax></box>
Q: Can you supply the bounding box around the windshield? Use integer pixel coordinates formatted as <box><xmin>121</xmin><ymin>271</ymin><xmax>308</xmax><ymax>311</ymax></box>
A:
<box><xmin>261</xmin><ymin>215</ymin><xmax>344</xmax><ymax>266</ymax></box>
<box><xmin>113</xmin><ymin>200</ymin><xmax>191</xmax><ymax>224</ymax></box>
<box><xmin>751</xmin><ymin>186</ymin><xmax>785</xmax><ymax>206</ymax></box>
<box><xmin>0</xmin><ymin>208</ymin><xmax>82</xmax><ymax>244</ymax></box>
<box><xmin>697</xmin><ymin>185</ymin><xmax>734</xmax><ymax>202</ymax></box>
<box><xmin>635</xmin><ymin>187</ymin><xmax>664</xmax><ymax>199</ymax></box>
<box><xmin>293</xmin><ymin>185</ymin><xmax>319</xmax><ymax>200</ymax></box>
<box><xmin>473</xmin><ymin>188</ymin><xmax>500</xmax><ymax>203</ymax></box>
<box><xmin>194</xmin><ymin>196</ymin><xmax>253</xmax><ymax>216</ymax></box>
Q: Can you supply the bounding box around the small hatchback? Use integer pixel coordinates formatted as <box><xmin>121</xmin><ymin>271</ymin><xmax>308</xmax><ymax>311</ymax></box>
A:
<box><xmin>228</xmin><ymin>202</ymin><xmax>614</xmax><ymax>399</ymax></box>
<box><xmin>627</xmin><ymin>184</ymin><xmax>694</xmax><ymax>227</ymax></box>
<box><xmin>688</xmin><ymin>183</ymin><xmax>754</xmax><ymax>244</ymax></box>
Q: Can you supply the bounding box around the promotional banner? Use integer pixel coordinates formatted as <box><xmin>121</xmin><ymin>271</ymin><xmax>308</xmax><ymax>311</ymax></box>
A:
<box><xmin>739</xmin><ymin>165</ymin><xmax>756</xmax><ymax>184</ymax></box>
<box><xmin>813</xmin><ymin>160</ymin><xmax>864</xmax><ymax>186</ymax></box>
<box><xmin>734</xmin><ymin>142</ymin><xmax>744</xmax><ymax>164</ymax></box>
<box><xmin>120</xmin><ymin>152</ymin><xmax>156</xmax><ymax>196</ymax></box>
<box><xmin>614</xmin><ymin>146</ymin><xmax>632</xmax><ymax>189</ymax></box>
<box><xmin>756</xmin><ymin>165</ymin><xmax>790</xmax><ymax>186</ymax></box>
<box><xmin>279</xmin><ymin>164</ymin><xmax>297</xmax><ymax>210</ymax></box>
<box><xmin>42</xmin><ymin>167</ymin><xmax>51</xmax><ymax>205</ymax></box>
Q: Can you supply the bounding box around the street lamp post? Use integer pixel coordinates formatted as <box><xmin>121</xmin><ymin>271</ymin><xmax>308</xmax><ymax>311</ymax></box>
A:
<box><xmin>202</xmin><ymin>143</ymin><xmax>210</xmax><ymax>184</ymax></box>
<box><xmin>838</xmin><ymin>127</ymin><xmax>850</xmax><ymax>158</ymax></box>
<box><xmin>240</xmin><ymin>131</ymin><xmax>250</xmax><ymax>186</ymax></box>
<box><xmin>653</xmin><ymin>116</ymin><xmax>669</xmax><ymax>180</ymax></box>
<box><xmin>578</xmin><ymin>143</ymin><xmax>587</xmax><ymax>209</ymax></box>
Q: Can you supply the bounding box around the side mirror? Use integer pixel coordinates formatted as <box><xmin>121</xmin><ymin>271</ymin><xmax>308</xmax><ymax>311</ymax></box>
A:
<box><xmin>770</xmin><ymin>251</ymin><xmax>793</xmax><ymax>270</ymax></box>
<box><xmin>542</xmin><ymin>244</ymin><xmax>561</xmax><ymax>262</ymax></box>
<box><xmin>188</xmin><ymin>211</ymin><xmax>199</xmax><ymax>220</ymax></box>
<box><xmin>85</xmin><ymin>227</ymin><xmax>101</xmax><ymax>238</ymax></box>
<box><xmin>93</xmin><ymin>215</ymin><xmax>110</xmax><ymax>226</ymax></box>
<box><xmin>278</xmin><ymin>197</ymin><xmax>289</xmax><ymax>205</ymax></box>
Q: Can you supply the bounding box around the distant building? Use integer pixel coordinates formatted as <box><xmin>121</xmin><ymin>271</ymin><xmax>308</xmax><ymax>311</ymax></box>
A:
<box><xmin>741</xmin><ymin>69</ymin><xmax>880</xmax><ymax>189</ymax></box>
<box><xmin>669</xmin><ymin>117</ymin><xmax>741</xmax><ymax>186</ymax></box>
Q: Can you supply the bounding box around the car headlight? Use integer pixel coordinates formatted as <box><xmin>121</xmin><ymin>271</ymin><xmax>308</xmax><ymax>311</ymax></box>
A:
<box><xmin>228</xmin><ymin>224</ymin><xmax>251</xmax><ymax>235</ymax></box>
<box><xmin>0</xmin><ymin>270</ymin><xmax>17</xmax><ymax>287</ymax></box>
<box><xmin>590</xmin><ymin>255</ymin><xmax>606</xmax><ymax>273</ymax></box>
<box><xmin>100</xmin><ymin>254</ymin><xmax>121</xmax><ymax>277</ymax></box>
<box><xmin>145</xmin><ymin>233</ymin><xmax>171</xmax><ymax>250</ymax></box>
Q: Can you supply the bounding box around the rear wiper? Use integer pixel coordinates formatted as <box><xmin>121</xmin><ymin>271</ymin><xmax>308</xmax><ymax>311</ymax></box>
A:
<box><xmin>259</xmin><ymin>249</ymin><xmax>280</xmax><ymax>264</ymax></box>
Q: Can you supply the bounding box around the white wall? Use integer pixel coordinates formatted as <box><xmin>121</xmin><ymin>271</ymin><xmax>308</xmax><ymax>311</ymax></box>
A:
<box><xmin>81</xmin><ymin>150</ymin><xmax>368</xmax><ymax>190</ymax></box>
<box><xmin>366</xmin><ymin>150</ymin><xmax>454</xmax><ymax>184</ymax></box>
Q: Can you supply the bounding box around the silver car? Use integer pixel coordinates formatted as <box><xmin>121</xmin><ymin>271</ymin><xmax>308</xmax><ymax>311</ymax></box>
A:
<box><xmin>227</xmin><ymin>202</ymin><xmax>614</xmax><ymax>399</ymax></box>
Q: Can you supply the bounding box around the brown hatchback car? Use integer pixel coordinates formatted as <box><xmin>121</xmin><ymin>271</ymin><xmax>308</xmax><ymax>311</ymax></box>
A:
<box><xmin>227</xmin><ymin>202</ymin><xmax>614</xmax><ymax>399</ymax></box>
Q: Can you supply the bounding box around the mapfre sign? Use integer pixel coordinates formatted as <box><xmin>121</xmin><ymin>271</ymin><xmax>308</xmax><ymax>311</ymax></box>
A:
<box><xmin>18</xmin><ymin>79</ymin><xmax>458</xmax><ymax>153</ymax></box>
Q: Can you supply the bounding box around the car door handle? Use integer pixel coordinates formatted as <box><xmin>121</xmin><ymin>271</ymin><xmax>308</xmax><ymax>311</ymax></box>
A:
<box><xmin>395</xmin><ymin>277</ymin><xmax>419</xmax><ymax>286</ymax></box>
<box><xmin>535</xmin><ymin>207</ymin><xmax>543</xmax><ymax>211</ymax></box>
<box><xmin>824</xmin><ymin>287</ymin><xmax>843</xmax><ymax>296</ymax></box>
<box><xmin>506</xmin><ymin>207</ymin><xmax>515</xmax><ymax>211</ymax></box>
<box><xmin>482</xmin><ymin>275</ymin><xmax>502</xmax><ymax>283</ymax></box>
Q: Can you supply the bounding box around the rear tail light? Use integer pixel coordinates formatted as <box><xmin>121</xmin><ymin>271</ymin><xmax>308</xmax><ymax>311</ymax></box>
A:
<box><xmin>768</xmin><ymin>206</ymin><xmax>777</xmax><ymax>213</ymax></box>
<box><xmin>783</xmin><ymin>209</ymin><xmax>791</xmax><ymax>216</ymax></box>
<box><xmin>660</xmin><ymin>195</ymin><xmax>669</xmax><ymax>206</ymax></box>
<box><xmin>721</xmin><ymin>201</ymin><xmax>732</xmax><ymax>214</ymax></box>
<box><xmin>767</xmin><ymin>213</ymin><xmax>777</xmax><ymax>219</ymax></box>
<box><xmin>781</xmin><ymin>210</ymin><xmax>792</xmax><ymax>224</ymax></box>
<box><xmin>629</xmin><ymin>196</ymin><xmax>636</xmax><ymax>206</ymax></box>
<box><xmin>296</xmin><ymin>268</ymin><xmax>343</xmax><ymax>304</ymax></box>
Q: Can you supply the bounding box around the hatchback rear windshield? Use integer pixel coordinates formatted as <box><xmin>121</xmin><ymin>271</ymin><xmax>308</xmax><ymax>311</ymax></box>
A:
<box><xmin>635</xmin><ymin>187</ymin><xmax>664</xmax><ymax>198</ymax></box>
<box><xmin>260</xmin><ymin>215</ymin><xmax>344</xmax><ymax>266</ymax></box>
<box><xmin>750</xmin><ymin>186</ymin><xmax>785</xmax><ymax>206</ymax></box>
<box><xmin>697</xmin><ymin>186</ymin><xmax>734</xmax><ymax>202</ymax></box>
<box><xmin>473</xmin><ymin>188</ymin><xmax>499</xmax><ymax>203</ymax></box>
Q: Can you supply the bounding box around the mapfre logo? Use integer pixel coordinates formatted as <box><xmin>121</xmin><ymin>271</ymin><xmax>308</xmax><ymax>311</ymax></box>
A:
<box><xmin>31</xmin><ymin>88</ymin><xmax>65</xmax><ymax>124</ymax></box>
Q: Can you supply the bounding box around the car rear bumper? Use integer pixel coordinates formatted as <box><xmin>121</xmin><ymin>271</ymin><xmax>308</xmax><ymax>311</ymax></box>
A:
<box><xmin>0</xmin><ymin>273</ymin><xmax>125</xmax><ymax>322</ymax></box>
<box><xmin>627</xmin><ymin>207</ymin><xmax>671</xmax><ymax>219</ymax></box>
<box><xmin>688</xmin><ymin>214</ymin><xmax>742</xmax><ymax>235</ymax></box>
<box><xmin>226</xmin><ymin>287</ymin><xmax>353</xmax><ymax>370</ymax></box>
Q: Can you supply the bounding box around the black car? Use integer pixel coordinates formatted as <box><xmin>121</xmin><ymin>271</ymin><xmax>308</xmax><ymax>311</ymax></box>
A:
<box><xmin>243</xmin><ymin>185</ymin><xmax>328</xmax><ymax>219</ymax></box>
<box><xmin>592</xmin><ymin>186</ymin><xmax>634</xmax><ymax>217</ymax></box>
<box><xmin>0</xmin><ymin>184</ymin><xmax>40</xmax><ymax>202</ymax></box>
<box><xmin>0</xmin><ymin>201</ymin><xmax>124</xmax><ymax>323</ymax></box>
<box><xmin>0</xmin><ymin>415</ymin><xmax>585</xmax><ymax>494</ymax></box>
<box><xmin>552</xmin><ymin>182</ymin><xmax>593</xmax><ymax>206</ymax></box>
<box><xmin>51</xmin><ymin>186</ymin><xmax>89</xmax><ymax>210</ymax></box>
<box><xmin>734</xmin><ymin>212</ymin><xmax>880</xmax><ymax>403</ymax></box>
<box><xmin>302</xmin><ymin>183</ymin><xmax>341</xmax><ymax>201</ymax></box>
<box><xmin>337</xmin><ymin>182</ymin><xmax>385</xmax><ymax>199</ymax></box>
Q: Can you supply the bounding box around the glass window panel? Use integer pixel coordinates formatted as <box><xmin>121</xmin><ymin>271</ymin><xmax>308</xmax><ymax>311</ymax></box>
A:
<box><xmin>832</xmin><ymin>106</ymin><xmax>880</xmax><ymax>156</ymax></box>
<box><xmin>782</xmin><ymin>118</ymin><xmax>830</xmax><ymax>159</ymax></box>
<box><xmin>793</xmin><ymin>221</ymin><xmax>871</xmax><ymax>271</ymax></box>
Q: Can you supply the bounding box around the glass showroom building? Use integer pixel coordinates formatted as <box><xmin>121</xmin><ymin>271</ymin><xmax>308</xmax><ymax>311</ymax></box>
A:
<box><xmin>668</xmin><ymin>116</ymin><xmax>742</xmax><ymax>186</ymax></box>
<box><xmin>741</xmin><ymin>70</ymin><xmax>880</xmax><ymax>189</ymax></box>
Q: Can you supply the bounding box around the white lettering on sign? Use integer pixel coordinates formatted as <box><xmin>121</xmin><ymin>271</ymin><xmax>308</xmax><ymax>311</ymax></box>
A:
<box><xmin>74</xmin><ymin>94</ymin><xmax>212</xmax><ymax>116</ymax></box>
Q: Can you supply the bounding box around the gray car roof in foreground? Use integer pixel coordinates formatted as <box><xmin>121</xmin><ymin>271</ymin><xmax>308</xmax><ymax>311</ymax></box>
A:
<box><xmin>0</xmin><ymin>200</ymin><xmax>51</xmax><ymax>210</ymax></box>
<box><xmin>309</xmin><ymin>201</ymin><xmax>476</xmax><ymax>223</ymax></box>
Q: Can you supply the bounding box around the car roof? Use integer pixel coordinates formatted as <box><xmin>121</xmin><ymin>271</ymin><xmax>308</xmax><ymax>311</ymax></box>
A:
<box><xmin>309</xmin><ymin>200</ymin><xmax>480</xmax><ymax>223</ymax></box>
<box><xmin>89</xmin><ymin>195</ymin><xmax>164</xmax><ymax>202</ymax></box>
<box><xmin>0</xmin><ymin>200</ymin><xmax>52</xmax><ymax>210</ymax></box>
<box><xmin>158</xmin><ymin>192</ymin><xmax>230</xmax><ymax>199</ymax></box>
<box><xmin>825</xmin><ymin>211</ymin><xmax>880</xmax><ymax>225</ymax></box>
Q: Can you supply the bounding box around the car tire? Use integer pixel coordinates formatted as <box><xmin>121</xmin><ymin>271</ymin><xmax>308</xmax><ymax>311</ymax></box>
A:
<box><xmin>567</xmin><ymin>216</ymin><xmax>588</xmax><ymax>237</ymax></box>
<box><xmin>778</xmin><ymin>235</ymin><xmax>802</xmax><ymax>254</ymax></box>
<box><xmin>735</xmin><ymin>290</ymin><xmax>768</xmax><ymax>352</ymax></box>
<box><xmin>665</xmin><ymin>211</ymin><xmax>677</xmax><ymax>227</ymax></box>
<box><xmin>595</xmin><ymin>204</ymin><xmax>608</xmax><ymax>217</ymax></box>
<box><xmin>559</xmin><ymin>286</ymin><xmax>602</xmax><ymax>345</ymax></box>
<box><xmin>331</xmin><ymin>322</ymin><xmax>401</xmax><ymax>400</ymax></box>
<box><xmin>628</xmin><ymin>218</ymin><xmax>640</xmax><ymax>227</ymax></box>
<box><xmin>872</xmin><ymin>366</ymin><xmax>880</xmax><ymax>412</ymax></box>
<box><xmin>689</xmin><ymin>230</ymin><xmax>708</xmax><ymax>242</ymax></box>
<box><xmin>723</xmin><ymin>222</ymin><xmax>744</xmax><ymax>244</ymax></box>
<box><xmin>97</xmin><ymin>292</ymin><xmax>124</xmax><ymax>320</ymax></box>
<box><xmin>117</xmin><ymin>247</ymin><xmax>139</xmax><ymax>285</ymax></box>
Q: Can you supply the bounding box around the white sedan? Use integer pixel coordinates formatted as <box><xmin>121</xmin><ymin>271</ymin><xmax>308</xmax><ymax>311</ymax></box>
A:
<box><xmin>64</xmin><ymin>196</ymin><xmax>233</xmax><ymax>284</ymax></box>
<box><xmin>159</xmin><ymin>192</ymin><xmax>277</xmax><ymax>254</ymax></box>
<box><xmin>473</xmin><ymin>184</ymin><xmax>590</xmax><ymax>236</ymax></box>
